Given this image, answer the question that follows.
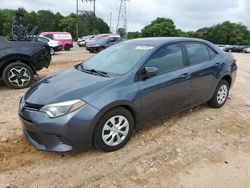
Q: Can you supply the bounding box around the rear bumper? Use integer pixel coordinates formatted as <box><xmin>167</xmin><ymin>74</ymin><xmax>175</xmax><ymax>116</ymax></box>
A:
<box><xmin>231</xmin><ymin>65</ymin><xmax>237</xmax><ymax>88</ymax></box>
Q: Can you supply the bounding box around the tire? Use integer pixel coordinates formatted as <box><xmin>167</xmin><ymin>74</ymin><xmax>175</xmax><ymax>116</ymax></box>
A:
<box><xmin>98</xmin><ymin>46</ymin><xmax>105</xmax><ymax>52</ymax></box>
<box><xmin>2</xmin><ymin>61</ymin><xmax>34</xmax><ymax>89</ymax></box>
<box><xmin>94</xmin><ymin>107</ymin><xmax>134</xmax><ymax>152</ymax></box>
<box><xmin>208</xmin><ymin>80</ymin><xmax>229</xmax><ymax>108</ymax></box>
<box><xmin>64</xmin><ymin>44</ymin><xmax>71</xmax><ymax>51</ymax></box>
<box><xmin>50</xmin><ymin>47</ymin><xmax>55</xmax><ymax>55</ymax></box>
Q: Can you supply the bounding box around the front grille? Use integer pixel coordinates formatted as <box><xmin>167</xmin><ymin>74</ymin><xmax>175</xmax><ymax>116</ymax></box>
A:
<box><xmin>24</xmin><ymin>102</ymin><xmax>43</xmax><ymax>111</ymax></box>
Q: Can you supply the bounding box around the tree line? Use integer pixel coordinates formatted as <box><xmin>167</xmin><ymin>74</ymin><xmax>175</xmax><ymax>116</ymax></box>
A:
<box><xmin>1</xmin><ymin>8</ymin><xmax>250</xmax><ymax>44</ymax></box>
<box><xmin>128</xmin><ymin>17</ymin><xmax>250</xmax><ymax>45</ymax></box>
<box><xmin>0</xmin><ymin>8</ymin><xmax>110</xmax><ymax>40</ymax></box>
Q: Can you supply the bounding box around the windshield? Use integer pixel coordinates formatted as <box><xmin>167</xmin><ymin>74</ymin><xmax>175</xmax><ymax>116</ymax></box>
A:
<box><xmin>79</xmin><ymin>42</ymin><xmax>154</xmax><ymax>75</ymax></box>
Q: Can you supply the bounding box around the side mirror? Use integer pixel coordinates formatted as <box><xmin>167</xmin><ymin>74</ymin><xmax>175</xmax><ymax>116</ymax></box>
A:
<box><xmin>143</xmin><ymin>66</ymin><xmax>159</xmax><ymax>79</ymax></box>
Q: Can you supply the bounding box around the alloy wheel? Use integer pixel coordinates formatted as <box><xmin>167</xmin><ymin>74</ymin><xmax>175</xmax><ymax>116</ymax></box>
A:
<box><xmin>102</xmin><ymin>115</ymin><xmax>130</xmax><ymax>147</ymax></box>
<box><xmin>217</xmin><ymin>84</ymin><xmax>228</xmax><ymax>104</ymax></box>
<box><xmin>7</xmin><ymin>66</ymin><xmax>31</xmax><ymax>87</ymax></box>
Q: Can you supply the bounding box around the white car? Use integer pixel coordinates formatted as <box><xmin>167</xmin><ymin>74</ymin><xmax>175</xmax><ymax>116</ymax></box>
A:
<box><xmin>37</xmin><ymin>36</ymin><xmax>62</xmax><ymax>55</ymax></box>
<box><xmin>243</xmin><ymin>47</ymin><xmax>250</xmax><ymax>53</ymax></box>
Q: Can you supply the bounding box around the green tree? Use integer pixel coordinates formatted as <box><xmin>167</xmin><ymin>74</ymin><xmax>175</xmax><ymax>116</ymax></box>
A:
<box><xmin>0</xmin><ymin>8</ymin><xmax>110</xmax><ymax>40</ymax></box>
<box><xmin>127</xmin><ymin>31</ymin><xmax>141</xmax><ymax>39</ymax></box>
<box><xmin>141</xmin><ymin>17</ymin><xmax>178</xmax><ymax>37</ymax></box>
<box><xmin>117</xmin><ymin>28</ymin><xmax>126</xmax><ymax>38</ymax></box>
<box><xmin>196</xmin><ymin>22</ymin><xmax>250</xmax><ymax>45</ymax></box>
<box><xmin>59</xmin><ymin>14</ymin><xmax>76</xmax><ymax>37</ymax></box>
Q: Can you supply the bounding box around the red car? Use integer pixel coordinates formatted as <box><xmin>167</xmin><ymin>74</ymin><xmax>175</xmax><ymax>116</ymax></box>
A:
<box><xmin>85</xmin><ymin>33</ymin><xmax>119</xmax><ymax>48</ymax></box>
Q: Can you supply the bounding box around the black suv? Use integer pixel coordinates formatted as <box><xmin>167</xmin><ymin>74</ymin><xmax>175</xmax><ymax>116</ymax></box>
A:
<box><xmin>0</xmin><ymin>37</ymin><xmax>51</xmax><ymax>89</ymax></box>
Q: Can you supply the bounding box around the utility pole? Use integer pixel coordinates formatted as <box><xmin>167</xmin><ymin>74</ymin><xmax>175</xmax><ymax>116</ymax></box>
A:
<box><xmin>93</xmin><ymin>0</ymin><xmax>96</xmax><ymax>32</ymax></box>
<box><xmin>116</xmin><ymin>0</ymin><xmax>129</xmax><ymax>34</ymax></box>
<box><xmin>109</xmin><ymin>12</ymin><xmax>112</xmax><ymax>32</ymax></box>
<box><xmin>76</xmin><ymin>0</ymin><xmax>79</xmax><ymax>38</ymax></box>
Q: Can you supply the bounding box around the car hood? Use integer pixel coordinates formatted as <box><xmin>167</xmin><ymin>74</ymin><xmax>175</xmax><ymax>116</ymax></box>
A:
<box><xmin>24</xmin><ymin>67</ymin><xmax>115</xmax><ymax>105</ymax></box>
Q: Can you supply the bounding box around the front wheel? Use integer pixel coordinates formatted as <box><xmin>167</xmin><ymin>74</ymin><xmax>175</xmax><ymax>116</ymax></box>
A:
<box><xmin>2</xmin><ymin>61</ymin><xmax>34</xmax><ymax>89</ymax></box>
<box><xmin>208</xmin><ymin>80</ymin><xmax>229</xmax><ymax>108</ymax></box>
<box><xmin>94</xmin><ymin>107</ymin><xmax>134</xmax><ymax>152</ymax></box>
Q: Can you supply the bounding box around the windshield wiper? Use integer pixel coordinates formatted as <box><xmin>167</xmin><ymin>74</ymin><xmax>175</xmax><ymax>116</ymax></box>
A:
<box><xmin>78</xmin><ymin>64</ymin><xmax>109</xmax><ymax>77</ymax></box>
<box><xmin>86</xmin><ymin>69</ymin><xmax>109</xmax><ymax>77</ymax></box>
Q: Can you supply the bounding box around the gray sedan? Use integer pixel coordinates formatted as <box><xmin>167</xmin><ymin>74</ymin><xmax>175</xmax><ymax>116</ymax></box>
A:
<box><xmin>19</xmin><ymin>37</ymin><xmax>237</xmax><ymax>152</ymax></box>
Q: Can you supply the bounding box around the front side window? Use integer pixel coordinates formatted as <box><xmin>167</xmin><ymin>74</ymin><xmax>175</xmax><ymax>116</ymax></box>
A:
<box><xmin>185</xmin><ymin>42</ymin><xmax>211</xmax><ymax>65</ymax></box>
<box><xmin>146</xmin><ymin>43</ymin><xmax>185</xmax><ymax>74</ymax></box>
<box><xmin>45</xmin><ymin>34</ymin><xmax>53</xmax><ymax>39</ymax></box>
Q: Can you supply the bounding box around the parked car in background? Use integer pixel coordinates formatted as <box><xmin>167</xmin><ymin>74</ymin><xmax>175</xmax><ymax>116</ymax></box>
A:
<box><xmin>217</xmin><ymin>45</ymin><xmax>226</xmax><ymax>51</ymax></box>
<box><xmin>85</xmin><ymin>33</ymin><xmax>120</xmax><ymax>47</ymax></box>
<box><xmin>77</xmin><ymin>35</ymin><xmax>94</xmax><ymax>47</ymax></box>
<box><xmin>19</xmin><ymin>37</ymin><xmax>237</xmax><ymax>152</ymax></box>
<box><xmin>230</xmin><ymin>45</ymin><xmax>248</xmax><ymax>53</ymax></box>
<box><xmin>37</xmin><ymin>36</ymin><xmax>62</xmax><ymax>55</ymax></box>
<box><xmin>86</xmin><ymin>36</ymin><xmax>124</xmax><ymax>52</ymax></box>
<box><xmin>0</xmin><ymin>37</ymin><xmax>51</xmax><ymax>89</ymax></box>
<box><xmin>40</xmin><ymin>32</ymin><xmax>73</xmax><ymax>51</ymax></box>
<box><xmin>223</xmin><ymin>45</ymin><xmax>233</xmax><ymax>52</ymax></box>
<box><xmin>243</xmin><ymin>47</ymin><xmax>250</xmax><ymax>53</ymax></box>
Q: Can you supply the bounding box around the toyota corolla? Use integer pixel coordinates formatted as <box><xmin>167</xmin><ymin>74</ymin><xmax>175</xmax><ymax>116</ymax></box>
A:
<box><xmin>19</xmin><ymin>37</ymin><xmax>237</xmax><ymax>152</ymax></box>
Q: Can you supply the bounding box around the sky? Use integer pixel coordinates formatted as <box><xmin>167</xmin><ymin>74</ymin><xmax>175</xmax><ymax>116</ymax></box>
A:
<box><xmin>1</xmin><ymin>0</ymin><xmax>250</xmax><ymax>32</ymax></box>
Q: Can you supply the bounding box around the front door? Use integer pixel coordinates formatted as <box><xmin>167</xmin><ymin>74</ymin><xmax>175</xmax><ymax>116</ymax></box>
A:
<box><xmin>138</xmin><ymin>43</ymin><xmax>190</xmax><ymax>122</ymax></box>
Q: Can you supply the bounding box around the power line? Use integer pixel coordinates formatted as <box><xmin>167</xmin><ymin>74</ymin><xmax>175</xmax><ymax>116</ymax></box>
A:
<box><xmin>116</xmin><ymin>0</ymin><xmax>129</xmax><ymax>34</ymax></box>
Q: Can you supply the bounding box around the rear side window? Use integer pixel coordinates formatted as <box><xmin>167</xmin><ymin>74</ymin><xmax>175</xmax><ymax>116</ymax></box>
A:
<box><xmin>146</xmin><ymin>43</ymin><xmax>185</xmax><ymax>74</ymax></box>
<box><xmin>185</xmin><ymin>42</ymin><xmax>211</xmax><ymax>65</ymax></box>
<box><xmin>208</xmin><ymin>47</ymin><xmax>217</xmax><ymax>59</ymax></box>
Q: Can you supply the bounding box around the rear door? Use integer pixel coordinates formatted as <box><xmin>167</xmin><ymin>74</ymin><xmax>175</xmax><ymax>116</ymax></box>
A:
<box><xmin>183</xmin><ymin>42</ymin><xmax>221</xmax><ymax>106</ymax></box>
<box><xmin>138</xmin><ymin>42</ymin><xmax>190</xmax><ymax>122</ymax></box>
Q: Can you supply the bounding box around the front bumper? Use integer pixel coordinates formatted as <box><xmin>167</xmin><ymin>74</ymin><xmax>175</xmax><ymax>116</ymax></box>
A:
<box><xmin>86</xmin><ymin>46</ymin><xmax>100</xmax><ymax>51</ymax></box>
<box><xmin>54</xmin><ymin>45</ymin><xmax>63</xmax><ymax>52</ymax></box>
<box><xmin>19</xmin><ymin>103</ymin><xmax>99</xmax><ymax>152</ymax></box>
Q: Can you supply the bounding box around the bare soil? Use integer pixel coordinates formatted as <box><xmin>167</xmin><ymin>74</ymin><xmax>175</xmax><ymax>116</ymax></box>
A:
<box><xmin>0</xmin><ymin>46</ymin><xmax>250</xmax><ymax>188</ymax></box>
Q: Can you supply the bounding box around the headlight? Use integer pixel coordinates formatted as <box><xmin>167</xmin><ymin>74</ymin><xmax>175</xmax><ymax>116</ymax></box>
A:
<box><xmin>40</xmin><ymin>100</ymin><xmax>85</xmax><ymax>118</ymax></box>
<box><xmin>93</xmin><ymin>44</ymin><xmax>100</xmax><ymax>47</ymax></box>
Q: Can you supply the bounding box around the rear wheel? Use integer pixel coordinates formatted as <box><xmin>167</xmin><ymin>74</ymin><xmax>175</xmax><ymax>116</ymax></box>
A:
<box><xmin>50</xmin><ymin>47</ymin><xmax>55</xmax><ymax>55</ymax></box>
<box><xmin>98</xmin><ymin>46</ymin><xmax>105</xmax><ymax>52</ymax></box>
<box><xmin>2</xmin><ymin>61</ymin><xmax>34</xmax><ymax>89</ymax></box>
<box><xmin>94</xmin><ymin>107</ymin><xmax>134</xmax><ymax>152</ymax></box>
<box><xmin>64</xmin><ymin>44</ymin><xmax>71</xmax><ymax>51</ymax></box>
<box><xmin>208</xmin><ymin>80</ymin><xmax>229</xmax><ymax>108</ymax></box>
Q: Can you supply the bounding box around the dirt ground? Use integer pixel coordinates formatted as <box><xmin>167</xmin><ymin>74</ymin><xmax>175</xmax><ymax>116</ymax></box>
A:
<box><xmin>0</xmin><ymin>45</ymin><xmax>250</xmax><ymax>188</ymax></box>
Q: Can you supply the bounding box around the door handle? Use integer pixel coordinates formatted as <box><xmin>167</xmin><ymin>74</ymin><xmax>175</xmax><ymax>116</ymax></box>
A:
<box><xmin>179</xmin><ymin>73</ymin><xmax>191</xmax><ymax>79</ymax></box>
<box><xmin>215</xmin><ymin>62</ymin><xmax>224</xmax><ymax>67</ymax></box>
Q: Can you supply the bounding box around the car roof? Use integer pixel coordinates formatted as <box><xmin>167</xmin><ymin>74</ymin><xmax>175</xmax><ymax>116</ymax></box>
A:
<box><xmin>97</xmin><ymin>33</ymin><xmax>119</xmax><ymax>37</ymax></box>
<box><xmin>125</xmin><ymin>37</ymin><xmax>211</xmax><ymax>47</ymax></box>
<box><xmin>41</xmin><ymin>32</ymin><xmax>71</xmax><ymax>35</ymax></box>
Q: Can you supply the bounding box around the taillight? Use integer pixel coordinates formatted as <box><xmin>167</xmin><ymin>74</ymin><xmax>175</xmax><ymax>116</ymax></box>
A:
<box><xmin>233</xmin><ymin>58</ymin><xmax>237</xmax><ymax>64</ymax></box>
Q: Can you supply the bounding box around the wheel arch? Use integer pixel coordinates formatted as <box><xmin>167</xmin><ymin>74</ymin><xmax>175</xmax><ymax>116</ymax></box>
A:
<box><xmin>90</xmin><ymin>101</ymin><xmax>139</xmax><ymax>144</ymax></box>
<box><xmin>0</xmin><ymin>54</ymin><xmax>36</xmax><ymax>77</ymax></box>
<box><xmin>221</xmin><ymin>74</ymin><xmax>232</xmax><ymax>88</ymax></box>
